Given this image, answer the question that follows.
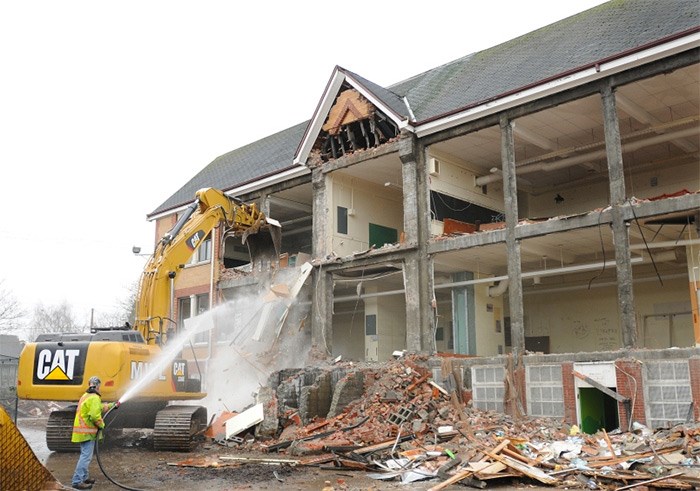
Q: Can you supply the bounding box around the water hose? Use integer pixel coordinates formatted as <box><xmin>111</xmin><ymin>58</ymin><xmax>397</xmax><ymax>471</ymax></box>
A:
<box><xmin>95</xmin><ymin>403</ymin><xmax>145</xmax><ymax>491</ymax></box>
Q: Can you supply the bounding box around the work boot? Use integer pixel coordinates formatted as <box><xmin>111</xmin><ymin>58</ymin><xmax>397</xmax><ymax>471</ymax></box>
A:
<box><xmin>73</xmin><ymin>483</ymin><xmax>92</xmax><ymax>490</ymax></box>
<box><xmin>84</xmin><ymin>478</ymin><xmax>96</xmax><ymax>485</ymax></box>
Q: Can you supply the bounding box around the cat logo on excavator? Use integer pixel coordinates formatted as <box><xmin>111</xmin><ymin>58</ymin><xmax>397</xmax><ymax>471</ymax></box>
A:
<box><xmin>32</xmin><ymin>343</ymin><xmax>86</xmax><ymax>385</ymax></box>
<box><xmin>186</xmin><ymin>230</ymin><xmax>206</xmax><ymax>250</ymax></box>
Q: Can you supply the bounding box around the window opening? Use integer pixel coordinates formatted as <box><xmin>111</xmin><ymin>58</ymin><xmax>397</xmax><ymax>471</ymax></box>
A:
<box><xmin>337</xmin><ymin>206</ymin><xmax>348</xmax><ymax>234</ymax></box>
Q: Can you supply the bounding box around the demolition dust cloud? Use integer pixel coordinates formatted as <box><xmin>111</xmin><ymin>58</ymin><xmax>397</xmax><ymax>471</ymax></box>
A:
<box><xmin>118</xmin><ymin>266</ymin><xmax>311</xmax><ymax>415</ymax></box>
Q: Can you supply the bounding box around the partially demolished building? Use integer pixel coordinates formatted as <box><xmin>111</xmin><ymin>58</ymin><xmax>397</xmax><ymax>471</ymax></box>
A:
<box><xmin>147</xmin><ymin>0</ymin><xmax>700</xmax><ymax>434</ymax></box>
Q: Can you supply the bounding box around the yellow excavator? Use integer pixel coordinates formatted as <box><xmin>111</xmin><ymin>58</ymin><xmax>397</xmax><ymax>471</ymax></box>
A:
<box><xmin>16</xmin><ymin>187</ymin><xmax>281</xmax><ymax>452</ymax></box>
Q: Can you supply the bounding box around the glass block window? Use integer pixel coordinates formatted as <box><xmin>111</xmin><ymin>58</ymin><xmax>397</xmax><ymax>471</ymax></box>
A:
<box><xmin>644</xmin><ymin>360</ymin><xmax>692</xmax><ymax>429</ymax></box>
<box><xmin>526</xmin><ymin>365</ymin><xmax>564</xmax><ymax>417</ymax></box>
<box><xmin>471</xmin><ymin>365</ymin><xmax>505</xmax><ymax>412</ymax></box>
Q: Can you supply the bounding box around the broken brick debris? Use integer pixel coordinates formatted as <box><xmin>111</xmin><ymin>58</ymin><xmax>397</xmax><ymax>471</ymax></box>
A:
<box><xmin>202</xmin><ymin>355</ymin><xmax>700</xmax><ymax>489</ymax></box>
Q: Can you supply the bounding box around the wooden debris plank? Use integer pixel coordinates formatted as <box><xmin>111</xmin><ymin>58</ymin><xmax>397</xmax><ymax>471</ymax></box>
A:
<box><xmin>450</xmin><ymin>392</ymin><xmax>470</xmax><ymax>423</ymax></box>
<box><xmin>353</xmin><ymin>434</ymin><xmax>416</xmax><ymax>454</ymax></box>
<box><xmin>477</xmin><ymin>472</ymin><xmax>519</xmax><ymax>480</ymax></box>
<box><xmin>501</xmin><ymin>447</ymin><xmax>537</xmax><ymax>465</ymax></box>
<box><xmin>219</xmin><ymin>456</ymin><xmax>299</xmax><ymax>465</ymax></box>
<box><xmin>168</xmin><ymin>458</ymin><xmax>238</xmax><ymax>468</ymax></box>
<box><xmin>587</xmin><ymin>445</ymin><xmax>682</xmax><ymax>468</ymax></box>
<box><xmin>581</xmin><ymin>469</ymin><xmax>652</xmax><ymax>481</ymax></box>
<box><xmin>479</xmin><ymin>439</ymin><xmax>510</xmax><ymax>461</ymax></box>
<box><xmin>602</xmin><ymin>429</ymin><xmax>616</xmax><ymax>460</ymax></box>
<box><xmin>427</xmin><ymin>469</ymin><xmax>476</xmax><ymax>491</ymax></box>
<box><xmin>335</xmin><ymin>458</ymin><xmax>369</xmax><ymax>470</ymax></box>
<box><xmin>481</xmin><ymin>450</ymin><xmax>559</xmax><ymax>485</ymax></box>
<box><xmin>471</xmin><ymin>462</ymin><xmax>508</xmax><ymax>475</ymax></box>
<box><xmin>428</xmin><ymin>439</ymin><xmax>511</xmax><ymax>491</ymax></box>
<box><xmin>298</xmin><ymin>454</ymin><xmax>337</xmax><ymax>466</ymax></box>
<box><xmin>406</xmin><ymin>373</ymin><xmax>429</xmax><ymax>391</ymax></box>
<box><xmin>572</xmin><ymin>370</ymin><xmax>629</xmax><ymax>404</ymax></box>
<box><xmin>305</xmin><ymin>419</ymin><xmax>330</xmax><ymax>433</ymax></box>
<box><xmin>428</xmin><ymin>380</ymin><xmax>449</xmax><ymax>396</ymax></box>
<box><xmin>615</xmin><ymin>472</ymin><xmax>686</xmax><ymax>491</ymax></box>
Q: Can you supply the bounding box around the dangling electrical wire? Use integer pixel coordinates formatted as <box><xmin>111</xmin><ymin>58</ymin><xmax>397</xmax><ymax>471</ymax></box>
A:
<box><xmin>587</xmin><ymin>208</ymin><xmax>607</xmax><ymax>289</ymax></box>
<box><xmin>628</xmin><ymin>198</ymin><xmax>663</xmax><ymax>286</ymax></box>
<box><xmin>348</xmin><ymin>267</ymin><xmax>366</xmax><ymax>337</ymax></box>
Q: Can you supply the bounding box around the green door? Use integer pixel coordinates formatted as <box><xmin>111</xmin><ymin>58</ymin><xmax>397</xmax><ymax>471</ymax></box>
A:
<box><xmin>579</xmin><ymin>387</ymin><xmax>619</xmax><ymax>434</ymax></box>
<box><xmin>368</xmin><ymin>223</ymin><xmax>397</xmax><ymax>248</ymax></box>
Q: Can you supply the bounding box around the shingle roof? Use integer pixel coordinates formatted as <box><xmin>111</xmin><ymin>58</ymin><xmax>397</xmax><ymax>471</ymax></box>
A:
<box><xmin>342</xmin><ymin>68</ymin><xmax>411</xmax><ymax>121</ymax></box>
<box><xmin>390</xmin><ymin>0</ymin><xmax>699</xmax><ymax>122</ymax></box>
<box><xmin>150</xmin><ymin>0</ymin><xmax>698</xmax><ymax>217</ymax></box>
<box><xmin>149</xmin><ymin>121</ymin><xmax>308</xmax><ymax>216</ymax></box>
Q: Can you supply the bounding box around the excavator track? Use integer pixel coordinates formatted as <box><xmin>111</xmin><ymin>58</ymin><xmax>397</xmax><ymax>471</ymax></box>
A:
<box><xmin>153</xmin><ymin>405</ymin><xmax>207</xmax><ymax>451</ymax></box>
<box><xmin>46</xmin><ymin>407</ymin><xmax>78</xmax><ymax>452</ymax></box>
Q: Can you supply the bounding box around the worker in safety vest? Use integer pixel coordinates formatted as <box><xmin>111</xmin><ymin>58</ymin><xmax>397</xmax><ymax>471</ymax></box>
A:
<box><xmin>70</xmin><ymin>375</ymin><xmax>118</xmax><ymax>490</ymax></box>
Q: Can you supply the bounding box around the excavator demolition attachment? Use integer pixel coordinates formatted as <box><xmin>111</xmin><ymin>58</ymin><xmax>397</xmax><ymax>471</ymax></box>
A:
<box><xmin>0</xmin><ymin>405</ymin><xmax>64</xmax><ymax>490</ymax></box>
<box><xmin>244</xmin><ymin>217</ymin><xmax>282</xmax><ymax>269</ymax></box>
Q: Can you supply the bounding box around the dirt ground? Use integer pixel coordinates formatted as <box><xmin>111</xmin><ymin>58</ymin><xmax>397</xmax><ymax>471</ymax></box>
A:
<box><xmin>18</xmin><ymin>417</ymin><xmax>547</xmax><ymax>491</ymax></box>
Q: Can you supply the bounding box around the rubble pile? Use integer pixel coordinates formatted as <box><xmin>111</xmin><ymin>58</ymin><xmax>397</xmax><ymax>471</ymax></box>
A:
<box><xmin>11</xmin><ymin>400</ymin><xmax>62</xmax><ymax>418</ymax></box>
<box><xmin>201</xmin><ymin>356</ymin><xmax>700</xmax><ymax>489</ymax></box>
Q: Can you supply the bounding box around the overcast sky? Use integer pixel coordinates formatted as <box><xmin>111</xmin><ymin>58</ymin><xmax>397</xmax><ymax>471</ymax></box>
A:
<box><xmin>0</xmin><ymin>0</ymin><xmax>607</xmax><ymax>333</ymax></box>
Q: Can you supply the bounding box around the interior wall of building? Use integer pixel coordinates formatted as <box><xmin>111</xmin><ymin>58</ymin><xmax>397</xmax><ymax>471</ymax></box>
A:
<box><xmin>329</xmin><ymin>172</ymin><xmax>404</xmax><ymax>257</ymax></box>
<box><xmin>331</xmin><ymin>308</ymin><xmax>366</xmax><ymax>362</ymax></box>
<box><xmin>526</xmin><ymin>160</ymin><xmax>699</xmax><ymax>218</ymax></box>
<box><xmin>332</xmin><ymin>284</ymin><xmax>407</xmax><ymax>362</ymax></box>
<box><xmin>474</xmin><ymin>284</ymin><xmax>506</xmax><ymax>356</ymax></box>
<box><xmin>428</xmin><ymin>151</ymin><xmax>506</xmax><ymax>212</ymax></box>
<box><xmin>527</xmin><ymin>180</ymin><xmax>610</xmax><ymax>218</ymax></box>
<box><xmin>375</xmin><ymin>293</ymin><xmax>407</xmax><ymax>361</ymax></box>
<box><xmin>626</xmin><ymin>161</ymin><xmax>699</xmax><ymax>201</ymax></box>
<box><xmin>523</xmin><ymin>276</ymin><xmax>690</xmax><ymax>352</ymax></box>
<box><xmin>435</xmin><ymin>293</ymin><xmax>454</xmax><ymax>352</ymax></box>
<box><xmin>428</xmin><ymin>150</ymin><xmax>505</xmax><ymax>236</ymax></box>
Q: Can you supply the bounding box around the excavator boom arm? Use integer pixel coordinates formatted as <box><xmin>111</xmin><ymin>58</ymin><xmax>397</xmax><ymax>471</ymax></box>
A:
<box><xmin>135</xmin><ymin>188</ymin><xmax>278</xmax><ymax>344</ymax></box>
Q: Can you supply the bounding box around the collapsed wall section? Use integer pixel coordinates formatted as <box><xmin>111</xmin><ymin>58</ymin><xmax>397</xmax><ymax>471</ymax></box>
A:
<box><xmin>256</xmin><ymin>349</ymin><xmax>699</xmax><ymax>441</ymax></box>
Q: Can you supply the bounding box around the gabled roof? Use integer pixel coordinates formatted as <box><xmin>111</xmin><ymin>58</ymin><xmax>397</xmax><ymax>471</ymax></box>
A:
<box><xmin>293</xmin><ymin>66</ymin><xmax>413</xmax><ymax>165</ymax></box>
<box><xmin>151</xmin><ymin>0</ymin><xmax>699</xmax><ymax>217</ymax></box>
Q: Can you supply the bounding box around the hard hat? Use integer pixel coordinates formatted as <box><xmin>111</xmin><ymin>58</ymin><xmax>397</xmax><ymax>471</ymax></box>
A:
<box><xmin>88</xmin><ymin>376</ymin><xmax>101</xmax><ymax>387</ymax></box>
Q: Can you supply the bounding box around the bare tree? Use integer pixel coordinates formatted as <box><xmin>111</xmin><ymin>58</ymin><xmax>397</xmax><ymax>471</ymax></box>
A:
<box><xmin>92</xmin><ymin>281</ymin><xmax>139</xmax><ymax>329</ymax></box>
<box><xmin>119</xmin><ymin>281</ymin><xmax>139</xmax><ymax>327</ymax></box>
<box><xmin>29</xmin><ymin>301</ymin><xmax>80</xmax><ymax>340</ymax></box>
<box><xmin>0</xmin><ymin>280</ymin><xmax>26</xmax><ymax>334</ymax></box>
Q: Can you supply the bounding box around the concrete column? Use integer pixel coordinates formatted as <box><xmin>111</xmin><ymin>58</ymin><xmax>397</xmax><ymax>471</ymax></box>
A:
<box><xmin>311</xmin><ymin>166</ymin><xmax>332</xmax><ymax>355</ymax></box>
<box><xmin>259</xmin><ymin>192</ymin><xmax>270</xmax><ymax>216</ymax></box>
<box><xmin>310</xmin><ymin>266</ymin><xmax>333</xmax><ymax>355</ymax></box>
<box><xmin>311</xmin><ymin>167</ymin><xmax>329</xmax><ymax>259</ymax></box>
<box><xmin>688</xmin><ymin>211</ymin><xmax>700</xmax><ymax>346</ymax></box>
<box><xmin>601</xmin><ymin>85</ymin><xmax>638</xmax><ymax>348</ymax></box>
<box><xmin>451</xmin><ymin>272</ymin><xmax>476</xmax><ymax>355</ymax></box>
<box><xmin>400</xmin><ymin>133</ymin><xmax>436</xmax><ymax>353</ymax></box>
<box><xmin>500</xmin><ymin>116</ymin><xmax>525</xmax><ymax>363</ymax></box>
<box><xmin>400</xmin><ymin>136</ymin><xmax>420</xmax><ymax>247</ymax></box>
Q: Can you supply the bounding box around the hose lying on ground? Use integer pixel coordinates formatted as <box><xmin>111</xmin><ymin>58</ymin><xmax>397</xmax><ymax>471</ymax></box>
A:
<box><xmin>94</xmin><ymin>404</ymin><xmax>145</xmax><ymax>491</ymax></box>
